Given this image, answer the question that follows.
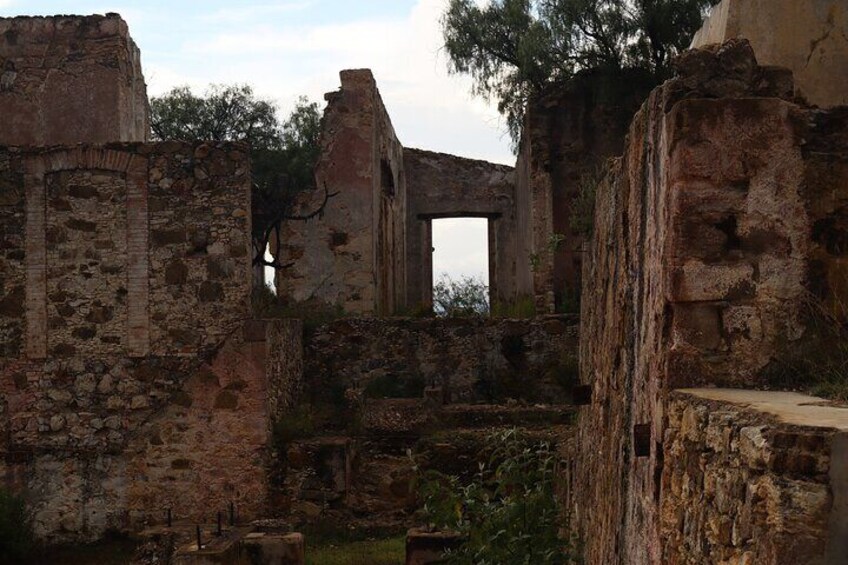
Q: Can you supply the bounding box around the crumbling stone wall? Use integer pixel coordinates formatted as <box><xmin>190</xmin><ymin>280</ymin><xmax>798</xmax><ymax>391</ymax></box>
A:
<box><xmin>692</xmin><ymin>0</ymin><xmax>848</xmax><ymax>108</ymax></box>
<box><xmin>0</xmin><ymin>15</ymin><xmax>149</xmax><ymax>146</ymax></box>
<box><xmin>516</xmin><ymin>71</ymin><xmax>654</xmax><ymax>312</ymax></box>
<box><xmin>304</xmin><ymin>315</ymin><xmax>578</xmax><ymax>405</ymax></box>
<box><xmin>662</xmin><ymin>390</ymin><xmax>848</xmax><ymax>564</ymax></box>
<box><xmin>276</xmin><ymin>70</ymin><xmax>407</xmax><ymax>315</ymax></box>
<box><xmin>404</xmin><ymin>148</ymin><xmax>522</xmax><ymax>308</ymax></box>
<box><xmin>0</xmin><ymin>142</ymin><xmax>274</xmax><ymax>541</ymax></box>
<box><xmin>572</xmin><ymin>40</ymin><xmax>848</xmax><ymax>564</ymax></box>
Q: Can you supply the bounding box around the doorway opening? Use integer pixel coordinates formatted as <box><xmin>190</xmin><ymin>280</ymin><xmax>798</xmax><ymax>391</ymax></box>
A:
<box><xmin>431</xmin><ymin>217</ymin><xmax>489</xmax><ymax>315</ymax></box>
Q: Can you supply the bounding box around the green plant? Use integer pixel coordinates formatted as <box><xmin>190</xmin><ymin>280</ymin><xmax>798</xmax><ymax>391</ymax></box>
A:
<box><xmin>305</xmin><ymin>536</ymin><xmax>405</xmax><ymax>565</ymax></box>
<box><xmin>548</xmin><ymin>233</ymin><xmax>566</xmax><ymax>253</ymax></box>
<box><xmin>529</xmin><ymin>253</ymin><xmax>542</xmax><ymax>272</ymax></box>
<box><xmin>433</xmin><ymin>274</ymin><xmax>489</xmax><ymax>317</ymax></box>
<box><xmin>251</xmin><ymin>286</ymin><xmax>346</xmax><ymax>332</ymax></box>
<box><xmin>442</xmin><ymin>0</ymin><xmax>717</xmax><ymax>146</ymax></box>
<box><xmin>569</xmin><ymin>165</ymin><xmax>607</xmax><ymax>237</ymax></box>
<box><xmin>414</xmin><ymin>428</ymin><xmax>577</xmax><ymax>564</ymax></box>
<box><xmin>150</xmin><ymin>87</ymin><xmax>324</xmax><ymax>274</ymax></box>
<box><xmin>491</xmin><ymin>295</ymin><xmax>537</xmax><ymax>318</ymax></box>
<box><xmin>0</xmin><ymin>489</ymin><xmax>35</xmax><ymax>564</ymax></box>
<box><xmin>556</xmin><ymin>281</ymin><xmax>581</xmax><ymax>314</ymax></box>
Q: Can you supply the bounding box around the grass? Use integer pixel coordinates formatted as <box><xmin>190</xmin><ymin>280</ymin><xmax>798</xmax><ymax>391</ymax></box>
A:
<box><xmin>306</xmin><ymin>536</ymin><xmax>405</xmax><ymax>565</ymax></box>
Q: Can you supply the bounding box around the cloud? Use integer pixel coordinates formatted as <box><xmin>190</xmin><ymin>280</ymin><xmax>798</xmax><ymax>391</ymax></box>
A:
<box><xmin>199</xmin><ymin>2</ymin><xmax>315</xmax><ymax>24</ymax></box>
<box><xmin>0</xmin><ymin>0</ymin><xmax>16</xmax><ymax>9</ymax></box>
<box><xmin>145</xmin><ymin>0</ymin><xmax>512</xmax><ymax>164</ymax></box>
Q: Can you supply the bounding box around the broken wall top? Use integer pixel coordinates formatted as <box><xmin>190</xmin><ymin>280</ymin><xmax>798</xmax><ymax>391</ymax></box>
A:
<box><xmin>691</xmin><ymin>0</ymin><xmax>848</xmax><ymax>107</ymax></box>
<box><xmin>0</xmin><ymin>13</ymin><xmax>149</xmax><ymax>146</ymax></box>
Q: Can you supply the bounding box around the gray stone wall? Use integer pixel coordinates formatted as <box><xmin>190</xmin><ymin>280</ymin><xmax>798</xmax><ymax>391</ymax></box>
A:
<box><xmin>304</xmin><ymin>315</ymin><xmax>578</xmax><ymax>405</ymax></box>
<box><xmin>0</xmin><ymin>14</ymin><xmax>149</xmax><ymax>146</ymax></box>
<box><xmin>0</xmin><ymin>141</ymin><xmax>263</xmax><ymax>542</ymax></box>
<box><xmin>403</xmin><ymin>148</ymin><xmax>521</xmax><ymax>309</ymax></box>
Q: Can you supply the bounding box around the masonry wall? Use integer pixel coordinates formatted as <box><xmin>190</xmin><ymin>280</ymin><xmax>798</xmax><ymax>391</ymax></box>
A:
<box><xmin>572</xmin><ymin>40</ymin><xmax>848</xmax><ymax>564</ymax></box>
<box><xmin>662</xmin><ymin>390</ymin><xmax>848</xmax><ymax>564</ymax></box>
<box><xmin>276</xmin><ymin>70</ymin><xmax>406</xmax><ymax>315</ymax></box>
<box><xmin>516</xmin><ymin>71</ymin><xmax>654</xmax><ymax>313</ymax></box>
<box><xmin>403</xmin><ymin>148</ymin><xmax>521</xmax><ymax>308</ymax></box>
<box><xmin>692</xmin><ymin>0</ymin><xmax>848</xmax><ymax>108</ymax></box>
<box><xmin>0</xmin><ymin>15</ymin><xmax>149</xmax><ymax>146</ymax></box>
<box><xmin>0</xmin><ymin>142</ymin><xmax>282</xmax><ymax>542</ymax></box>
<box><xmin>304</xmin><ymin>315</ymin><xmax>578</xmax><ymax>405</ymax></box>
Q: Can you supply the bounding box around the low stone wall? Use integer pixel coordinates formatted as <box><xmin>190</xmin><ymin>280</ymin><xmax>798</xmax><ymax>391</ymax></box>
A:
<box><xmin>304</xmin><ymin>315</ymin><xmax>578</xmax><ymax>405</ymax></box>
<box><xmin>662</xmin><ymin>389</ymin><xmax>848</xmax><ymax>564</ymax></box>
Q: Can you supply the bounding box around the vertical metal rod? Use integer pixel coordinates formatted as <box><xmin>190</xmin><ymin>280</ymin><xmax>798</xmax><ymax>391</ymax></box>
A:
<box><xmin>229</xmin><ymin>502</ymin><xmax>234</xmax><ymax>526</ymax></box>
<box><xmin>217</xmin><ymin>511</ymin><xmax>222</xmax><ymax>536</ymax></box>
<box><xmin>166</xmin><ymin>508</ymin><xmax>172</xmax><ymax>528</ymax></box>
<box><xmin>196</xmin><ymin>525</ymin><xmax>201</xmax><ymax>550</ymax></box>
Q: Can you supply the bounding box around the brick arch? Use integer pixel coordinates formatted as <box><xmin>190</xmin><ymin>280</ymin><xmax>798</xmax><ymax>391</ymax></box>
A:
<box><xmin>23</xmin><ymin>146</ymin><xmax>149</xmax><ymax>359</ymax></box>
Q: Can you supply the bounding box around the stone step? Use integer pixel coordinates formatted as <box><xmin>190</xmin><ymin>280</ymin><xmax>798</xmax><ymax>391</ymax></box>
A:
<box><xmin>438</xmin><ymin>403</ymin><xmax>575</xmax><ymax>429</ymax></box>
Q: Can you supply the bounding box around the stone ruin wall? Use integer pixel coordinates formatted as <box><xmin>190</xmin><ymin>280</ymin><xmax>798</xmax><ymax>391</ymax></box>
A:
<box><xmin>304</xmin><ymin>315</ymin><xmax>578</xmax><ymax>407</ymax></box>
<box><xmin>692</xmin><ymin>0</ymin><xmax>848</xmax><ymax>109</ymax></box>
<box><xmin>276</xmin><ymin>69</ymin><xmax>407</xmax><ymax>315</ymax></box>
<box><xmin>276</xmin><ymin>71</ymin><xmax>526</xmax><ymax>316</ymax></box>
<box><xmin>0</xmin><ymin>14</ymin><xmax>149</xmax><ymax>146</ymax></box>
<box><xmin>0</xmin><ymin>140</ymin><xmax>296</xmax><ymax>542</ymax></box>
<box><xmin>403</xmin><ymin>148</ymin><xmax>525</xmax><ymax>308</ymax></box>
<box><xmin>662</xmin><ymin>390</ymin><xmax>848</xmax><ymax>564</ymax></box>
<box><xmin>517</xmin><ymin>72</ymin><xmax>655</xmax><ymax>313</ymax></box>
<box><xmin>572</xmin><ymin>39</ymin><xmax>848</xmax><ymax>564</ymax></box>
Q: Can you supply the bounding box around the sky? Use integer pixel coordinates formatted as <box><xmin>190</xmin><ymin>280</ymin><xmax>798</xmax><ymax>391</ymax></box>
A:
<box><xmin>0</xmin><ymin>0</ymin><xmax>502</xmax><ymax>283</ymax></box>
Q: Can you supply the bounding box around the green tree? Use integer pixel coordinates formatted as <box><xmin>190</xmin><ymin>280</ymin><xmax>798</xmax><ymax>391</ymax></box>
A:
<box><xmin>442</xmin><ymin>0</ymin><xmax>716</xmax><ymax>144</ymax></box>
<box><xmin>150</xmin><ymin>85</ymin><xmax>328</xmax><ymax>275</ymax></box>
<box><xmin>433</xmin><ymin>274</ymin><xmax>489</xmax><ymax>317</ymax></box>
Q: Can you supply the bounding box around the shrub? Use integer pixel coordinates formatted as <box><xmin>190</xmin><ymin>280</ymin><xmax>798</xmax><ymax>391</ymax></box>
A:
<box><xmin>490</xmin><ymin>294</ymin><xmax>536</xmax><ymax>318</ymax></box>
<box><xmin>433</xmin><ymin>274</ymin><xmax>490</xmax><ymax>317</ymax></box>
<box><xmin>251</xmin><ymin>285</ymin><xmax>346</xmax><ymax>332</ymax></box>
<box><xmin>414</xmin><ymin>428</ymin><xmax>577</xmax><ymax>564</ymax></box>
<box><xmin>0</xmin><ymin>489</ymin><xmax>35</xmax><ymax>564</ymax></box>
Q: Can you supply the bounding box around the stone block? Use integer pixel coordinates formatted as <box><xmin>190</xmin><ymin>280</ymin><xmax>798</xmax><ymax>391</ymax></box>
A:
<box><xmin>405</xmin><ymin>528</ymin><xmax>463</xmax><ymax>565</ymax></box>
<box><xmin>691</xmin><ymin>0</ymin><xmax>848</xmax><ymax>108</ymax></box>
<box><xmin>243</xmin><ymin>532</ymin><xmax>305</xmax><ymax>565</ymax></box>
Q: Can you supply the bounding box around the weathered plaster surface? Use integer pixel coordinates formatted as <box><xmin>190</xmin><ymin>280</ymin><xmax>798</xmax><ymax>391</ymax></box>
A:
<box><xmin>0</xmin><ymin>14</ymin><xmax>149</xmax><ymax>145</ymax></box>
<box><xmin>692</xmin><ymin>0</ymin><xmax>848</xmax><ymax>108</ymax></box>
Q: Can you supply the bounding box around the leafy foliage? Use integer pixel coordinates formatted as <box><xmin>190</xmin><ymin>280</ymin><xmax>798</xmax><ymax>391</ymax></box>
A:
<box><xmin>150</xmin><ymin>85</ymin><xmax>325</xmax><ymax>273</ymax></box>
<box><xmin>442</xmin><ymin>0</ymin><xmax>717</xmax><ymax>144</ymax></box>
<box><xmin>415</xmin><ymin>428</ymin><xmax>575</xmax><ymax>564</ymax></box>
<box><xmin>433</xmin><ymin>274</ymin><xmax>490</xmax><ymax>317</ymax></box>
<box><xmin>0</xmin><ymin>489</ymin><xmax>35</xmax><ymax>564</ymax></box>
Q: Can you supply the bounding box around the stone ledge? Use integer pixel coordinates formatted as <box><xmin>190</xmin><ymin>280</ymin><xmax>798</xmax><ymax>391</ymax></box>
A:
<box><xmin>673</xmin><ymin>388</ymin><xmax>848</xmax><ymax>431</ymax></box>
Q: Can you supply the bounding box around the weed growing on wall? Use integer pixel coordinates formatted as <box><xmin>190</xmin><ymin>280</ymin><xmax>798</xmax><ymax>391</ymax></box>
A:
<box><xmin>414</xmin><ymin>428</ymin><xmax>578</xmax><ymax>564</ymax></box>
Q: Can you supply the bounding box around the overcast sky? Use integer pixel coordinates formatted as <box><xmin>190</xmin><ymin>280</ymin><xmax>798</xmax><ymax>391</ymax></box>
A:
<box><xmin>1</xmin><ymin>0</ymin><xmax>500</xmax><ymax>283</ymax></box>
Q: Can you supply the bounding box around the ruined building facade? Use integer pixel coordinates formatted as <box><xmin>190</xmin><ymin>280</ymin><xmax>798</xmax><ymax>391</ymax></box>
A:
<box><xmin>0</xmin><ymin>15</ymin><xmax>303</xmax><ymax>541</ymax></box>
